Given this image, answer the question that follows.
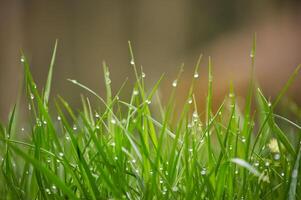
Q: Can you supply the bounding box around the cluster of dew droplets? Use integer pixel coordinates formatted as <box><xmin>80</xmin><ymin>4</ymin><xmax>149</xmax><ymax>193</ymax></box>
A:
<box><xmin>201</xmin><ymin>167</ymin><xmax>207</xmax><ymax>175</ymax></box>
<box><xmin>192</xmin><ymin>110</ymin><xmax>199</xmax><ymax>123</ymax></box>
<box><xmin>145</xmin><ymin>99</ymin><xmax>151</xmax><ymax>105</ymax></box>
<box><xmin>45</xmin><ymin>188</ymin><xmax>51</xmax><ymax>195</ymax></box>
<box><xmin>36</xmin><ymin>118</ymin><xmax>42</xmax><ymax>127</ymax></box>
<box><xmin>105</xmin><ymin>71</ymin><xmax>111</xmax><ymax>85</ymax></box>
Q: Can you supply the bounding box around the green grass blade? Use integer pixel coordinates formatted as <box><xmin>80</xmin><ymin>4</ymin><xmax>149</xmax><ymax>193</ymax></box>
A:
<box><xmin>288</xmin><ymin>143</ymin><xmax>301</xmax><ymax>200</ymax></box>
<box><xmin>44</xmin><ymin>39</ymin><xmax>58</xmax><ymax>107</ymax></box>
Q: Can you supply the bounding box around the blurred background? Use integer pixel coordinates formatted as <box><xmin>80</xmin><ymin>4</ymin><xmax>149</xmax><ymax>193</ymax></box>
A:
<box><xmin>1</xmin><ymin>0</ymin><xmax>301</xmax><ymax>122</ymax></box>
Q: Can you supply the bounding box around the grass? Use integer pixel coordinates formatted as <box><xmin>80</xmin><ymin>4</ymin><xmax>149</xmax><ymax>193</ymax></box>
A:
<box><xmin>0</xmin><ymin>37</ymin><xmax>301</xmax><ymax>199</ymax></box>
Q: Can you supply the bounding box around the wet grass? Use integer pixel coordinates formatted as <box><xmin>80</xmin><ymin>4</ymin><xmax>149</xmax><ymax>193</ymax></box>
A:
<box><xmin>0</xmin><ymin>37</ymin><xmax>301</xmax><ymax>199</ymax></box>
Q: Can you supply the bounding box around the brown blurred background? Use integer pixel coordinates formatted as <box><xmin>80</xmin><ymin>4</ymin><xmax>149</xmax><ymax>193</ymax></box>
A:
<box><xmin>0</xmin><ymin>0</ymin><xmax>301</xmax><ymax>122</ymax></box>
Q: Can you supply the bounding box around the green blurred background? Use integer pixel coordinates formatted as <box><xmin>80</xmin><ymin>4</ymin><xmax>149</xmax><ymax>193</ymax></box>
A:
<box><xmin>1</xmin><ymin>0</ymin><xmax>301</xmax><ymax>122</ymax></box>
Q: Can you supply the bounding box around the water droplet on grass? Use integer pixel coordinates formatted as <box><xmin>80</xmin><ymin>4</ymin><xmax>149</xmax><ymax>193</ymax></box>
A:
<box><xmin>274</xmin><ymin>153</ymin><xmax>280</xmax><ymax>161</ymax></box>
<box><xmin>265</xmin><ymin>161</ymin><xmax>270</xmax><ymax>167</ymax></box>
<box><xmin>65</xmin><ymin>135</ymin><xmax>70</xmax><ymax>140</ymax></box>
<box><xmin>145</xmin><ymin>100</ymin><xmax>151</xmax><ymax>104</ymax></box>
<box><xmin>193</xmin><ymin>111</ymin><xmax>198</xmax><ymax>118</ymax></box>
<box><xmin>172</xmin><ymin>80</ymin><xmax>177</xmax><ymax>87</ymax></box>
<box><xmin>45</xmin><ymin>188</ymin><xmax>51</xmax><ymax>194</ymax></box>
<box><xmin>51</xmin><ymin>185</ymin><xmax>57</xmax><ymax>192</ymax></box>
<box><xmin>20</xmin><ymin>56</ymin><xmax>25</xmax><ymax>63</ymax></box>
<box><xmin>172</xmin><ymin>186</ymin><xmax>178</xmax><ymax>192</ymax></box>
<box><xmin>111</xmin><ymin>119</ymin><xmax>116</xmax><ymax>124</ymax></box>
<box><xmin>130</xmin><ymin>59</ymin><xmax>135</xmax><ymax>65</ymax></box>
<box><xmin>209</xmin><ymin>75</ymin><xmax>213</xmax><ymax>82</ymax></box>
<box><xmin>133</xmin><ymin>90</ymin><xmax>139</xmax><ymax>96</ymax></box>
<box><xmin>194</xmin><ymin>73</ymin><xmax>199</xmax><ymax>78</ymax></box>
<box><xmin>57</xmin><ymin>116</ymin><xmax>61</xmax><ymax>121</ymax></box>
<box><xmin>95</xmin><ymin>113</ymin><xmax>100</xmax><ymax>118</ymax></box>
<box><xmin>142</xmin><ymin>72</ymin><xmax>146</xmax><ymax>78</ymax></box>
<box><xmin>30</xmin><ymin>93</ymin><xmax>34</xmax><ymax>100</ymax></box>
<box><xmin>58</xmin><ymin>152</ymin><xmax>64</xmax><ymax>157</ymax></box>
<box><xmin>241</xmin><ymin>137</ymin><xmax>246</xmax><ymax>143</ymax></box>
<box><xmin>201</xmin><ymin>168</ymin><xmax>207</xmax><ymax>175</ymax></box>
<box><xmin>188</xmin><ymin>98</ymin><xmax>193</xmax><ymax>104</ymax></box>
<box><xmin>21</xmin><ymin>127</ymin><xmax>25</xmax><ymax>132</ymax></box>
<box><xmin>73</xmin><ymin>125</ymin><xmax>77</xmax><ymax>130</ymax></box>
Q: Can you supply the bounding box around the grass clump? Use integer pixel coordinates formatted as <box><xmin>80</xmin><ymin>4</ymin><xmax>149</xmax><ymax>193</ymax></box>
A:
<box><xmin>0</xmin><ymin>38</ymin><xmax>301</xmax><ymax>199</ymax></box>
